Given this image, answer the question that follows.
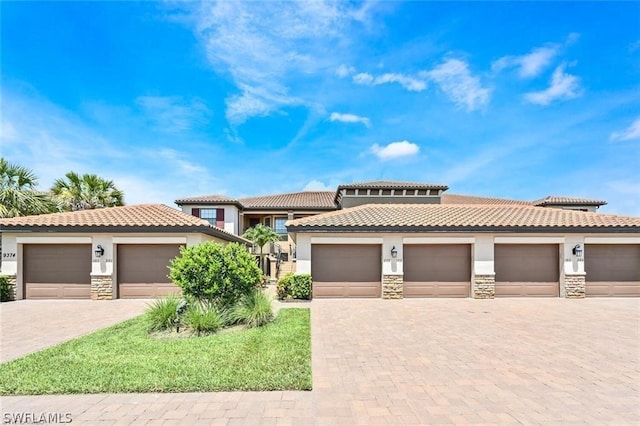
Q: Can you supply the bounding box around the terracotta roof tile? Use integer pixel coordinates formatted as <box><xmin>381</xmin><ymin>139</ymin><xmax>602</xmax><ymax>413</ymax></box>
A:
<box><xmin>532</xmin><ymin>196</ymin><xmax>607</xmax><ymax>207</ymax></box>
<box><xmin>175</xmin><ymin>194</ymin><xmax>241</xmax><ymax>206</ymax></box>
<box><xmin>0</xmin><ymin>204</ymin><xmax>251</xmax><ymax>243</ymax></box>
<box><xmin>442</xmin><ymin>193</ymin><xmax>532</xmax><ymax>206</ymax></box>
<box><xmin>239</xmin><ymin>191</ymin><xmax>336</xmax><ymax>209</ymax></box>
<box><xmin>337</xmin><ymin>180</ymin><xmax>449</xmax><ymax>190</ymax></box>
<box><xmin>287</xmin><ymin>204</ymin><xmax>640</xmax><ymax>232</ymax></box>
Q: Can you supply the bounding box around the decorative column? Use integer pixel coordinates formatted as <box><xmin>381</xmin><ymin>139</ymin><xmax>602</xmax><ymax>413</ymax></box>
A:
<box><xmin>564</xmin><ymin>274</ymin><xmax>586</xmax><ymax>299</ymax></box>
<box><xmin>473</xmin><ymin>274</ymin><xmax>495</xmax><ymax>299</ymax></box>
<box><xmin>382</xmin><ymin>274</ymin><xmax>403</xmax><ymax>299</ymax></box>
<box><xmin>473</xmin><ymin>236</ymin><xmax>495</xmax><ymax>299</ymax></box>
<box><xmin>90</xmin><ymin>275</ymin><xmax>113</xmax><ymax>300</ymax></box>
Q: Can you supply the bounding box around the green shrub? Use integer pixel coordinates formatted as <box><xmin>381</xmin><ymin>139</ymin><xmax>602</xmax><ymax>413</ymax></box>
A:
<box><xmin>169</xmin><ymin>242</ymin><xmax>262</xmax><ymax>308</ymax></box>
<box><xmin>232</xmin><ymin>289</ymin><xmax>273</xmax><ymax>328</ymax></box>
<box><xmin>0</xmin><ymin>275</ymin><xmax>13</xmax><ymax>302</ymax></box>
<box><xmin>276</xmin><ymin>273</ymin><xmax>294</xmax><ymax>300</ymax></box>
<box><xmin>183</xmin><ymin>301</ymin><xmax>224</xmax><ymax>336</ymax></box>
<box><xmin>145</xmin><ymin>295</ymin><xmax>181</xmax><ymax>332</ymax></box>
<box><xmin>291</xmin><ymin>274</ymin><xmax>312</xmax><ymax>300</ymax></box>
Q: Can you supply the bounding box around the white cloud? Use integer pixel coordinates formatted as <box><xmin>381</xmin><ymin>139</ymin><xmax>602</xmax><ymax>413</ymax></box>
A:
<box><xmin>329</xmin><ymin>112</ymin><xmax>370</xmax><ymax>127</ymax></box>
<box><xmin>303</xmin><ymin>180</ymin><xmax>334</xmax><ymax>191</ymax></box>
<box><xmin>135</xmin><ymin>96</ymin><xmax>210</xmax><ymax>133</ymax></box>
<box><xmin>524</xmin><ymin>63</ymin><xmax>582</xmax><ymax>105</ymax></box>
<box><xmin>192</xmin><ymin>1</ymin><xmax>372</xmax><ymax>125</ymax></box>
<box><xmin>353</xmin><ymin>72</ymin><xmax>427</xmax><ymax>92</ymax></box>
<box><xmin>425</xmin><ymin>59</ymin><xmax>491</xmax><ymax>111</ymax></box>
<box><xmin>609</xmin><ymin>118</ymin><xmax>640</xmax><ymax>142</ymax></box>
<box><xmin>336</xmin><ymin>64</ymin><xmax>355</xmax><ymax>77</ymax></box>
<box><xmin>371</xmin><ymin>140</ymin><xmax>420</xmax><ymax>160</ymax></box>
<box><xmin>493</xmin><ymin>45</ymin><xmax>559</xmax><ymax>78</ymax></box>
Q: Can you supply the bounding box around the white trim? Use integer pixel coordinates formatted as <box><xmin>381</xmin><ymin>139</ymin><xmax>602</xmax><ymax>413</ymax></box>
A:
<box><xmin>403</xmin><ymin>237</ymin><xmax>475</xmax><ymax>244</ymax></box>
<box><xmin>310</xmin><ymin>237</ymin><xmax>383</xmax><ymax>244</ymax></box>
<box><xmin>112</xmin><ymin>237</ymin><xmax>187</xmax><ymax>244</ymax></box>
<box><xmin>584</xmin><ymin>237</ymin><xmax>640</xmax><ymax>244</ymax></box>
<box><xmin>494</xmin><ymin>237</ymin><xmax>564</xmax><ymax>244</ymax></box>
<box><xmin>16</xmin><ymin>236</ymin><xmax>92</xmax><ymax>244</ymax></box>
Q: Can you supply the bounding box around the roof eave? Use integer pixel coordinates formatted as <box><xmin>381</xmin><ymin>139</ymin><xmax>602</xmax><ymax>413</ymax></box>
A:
<box><xmin>286</xmin><ymin>225</ymin><xmax>640</xmax><ymax>234</ymax></box>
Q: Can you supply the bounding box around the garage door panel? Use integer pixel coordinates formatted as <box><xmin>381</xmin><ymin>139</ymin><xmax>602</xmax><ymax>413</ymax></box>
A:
<box><xmin>311</xmin><ymin>245</ymin><xmax>381</xmax><ymax>298</ymax></box>
<box><xmin>585</xmin><ymin>245</ymin><xmax>640</xmax><ymax>282</ymax></box>
<box><xmin>586</xmin><ymin>281</ymin><xmax>640</xmax><ymax>297</ymax></box>
<box><xmin>25</xmin><ymin>283</ymin><xmax>91</xmax><ymax>299</ymax></box>
<box><xmin>495</xmin><ymin>282</ymin><xmax>559</xmax><ymax>297</ymax></box>
<box><xmin>404</xmin><ymin>282</ymin><xmax>469</xmax><ymax>298</ymax></box>
<box><xmin>495</xmin><ymin>244</ymin><xmax>559</xmax><ymax>283</ymax></box>
<box><xmin>119</xmin><ymin>283</ymin><xmax>181</xmax><ymax>299</ymax></box>
<box><xmin>404</xmin><ymin>245</ymin><xmax>471</xmax><ymax>282</ymax></box>
<box><xmin>24</xmin><ymin>244</ymin><xmax>91</xmax><ymax>299</ymax></box>
<box><xmin>117</xmin><ymin>244</ymin><xmax>183</xmax><ymax>299</ymax></box>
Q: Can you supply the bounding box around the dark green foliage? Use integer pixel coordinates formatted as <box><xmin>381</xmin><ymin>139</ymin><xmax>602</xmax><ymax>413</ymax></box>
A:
<box><xmin>276</xmin><ymin>273</ymin><xmax>295</xmax><ymax>300</ymax></box>
<box><xmin>232</xmin><ymin>289</ymin><xmax>274</xmax><ymax>328</ymax></box>
<box><xmin>145</xmin><ymin>295</ymin><xmax>181</xmax><ymax>332</ymax></box>
<box><xmin>0</xmin><ymin>275</ymin><xmax>12</xmax><ymax>302</ymax></box>
<box><xmin>168</xmin><ymin>242</ymin><xmax>262</xmax><ymax>307</ymax></box>
<box><xmin>182</xmin><ymin>301</ymin><xmax>225</xmax><ymax>336</ymax></box>
<box><xmin>290</xmin><ymin>274</ymin><xmax>312</xmax><ymax>300</ymax></box>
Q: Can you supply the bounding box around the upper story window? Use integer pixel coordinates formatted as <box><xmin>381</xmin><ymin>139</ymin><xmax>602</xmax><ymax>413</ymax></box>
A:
<box><xmin>200</xmin><ymin>209</ymin><xmax>217</xmax><ymax>225</ymax></box>
<box><xmin>274</xmin><ymin>217</ymin><xmax>287</xmax><ymax>235</ymax></box>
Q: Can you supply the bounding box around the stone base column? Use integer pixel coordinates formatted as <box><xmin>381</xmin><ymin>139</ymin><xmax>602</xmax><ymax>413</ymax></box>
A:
<box><xmin>382</xmin><ymin>275</ymin><xmax>403</xmax><ymax>299</ymax></box>
<box><xmin>473</xmin><ymin>274</ymin><xmax>495</xmax><ymax>299</ymax></box>
<box><xmin>91</xmin><ymin>275</ymin><xmax>113</xmax><ymax>300</ymax></box>
<box><xmin>1</xmin><ymin>275</ymin><xmax>17</xmax><ymax>301</ymax></box>
<box><xmin>564</xmin><ymin>274</ymin><xmax>586</xmax><ymax>299</ymax></box>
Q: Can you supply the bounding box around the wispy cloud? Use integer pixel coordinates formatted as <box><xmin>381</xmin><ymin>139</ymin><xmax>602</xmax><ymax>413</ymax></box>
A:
<box><xmin>353</xmin><ymin>72</ymin><xmax>427</xmax><ymax>92</ymax></box>
<box><xmin>609</xmin><ymin>117</ymin><xmax>640</xmax><ymax>142</ymax></box>
<box><xmin>192</xmin><ymin>1</ymin><xmax>371</xmax><ymax>126</ymax></box>
<box><xmin>136</xmin><ymin>96</ymin><xmax>210</xmax><ymax>133</ymax></box>
<box><xmin>524</xmin><ymin>63</ymin><xmax>582</xmax><ymax>105</ymax></box>
<box><xmin>371</xmin><ymin>140</ymin><xmax>420</xmax><ymax>160</ymax></box>
<box><xmin>336</xmin><ymin>64</ymin><xmax>355</xmax><ymax>77</ymax></box>
<box><xmin>302</xmin><ymin>179</ymin><xmax>334</xmax><ymax>191</ymax></box>
<box><xmin>329</xmin><ymin>112</ymin><xmax>370</xmax><ymax>127</ymax></box>
<box><xmin>424</xmin><ymin>59</ymin><xmax>491</xmax><ymax>111</ymax></box>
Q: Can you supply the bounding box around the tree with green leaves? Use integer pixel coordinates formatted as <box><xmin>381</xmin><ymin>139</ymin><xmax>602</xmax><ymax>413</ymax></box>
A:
<box><xmin>242</xmin><ymin>224</ymin><xmax>280</xmax><ymax>275</ymax></box>
<box><xmin>51</xmin><ymin>171</ymin><xmax>124</xmax><ymax>211</ymax></box>
<box><xmin>0</xmin><ymin>158</ymin><xmax>58</xmax><ymax>218</ymax></box>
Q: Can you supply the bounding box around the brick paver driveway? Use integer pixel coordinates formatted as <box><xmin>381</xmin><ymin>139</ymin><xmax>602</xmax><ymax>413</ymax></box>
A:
<box><xmin>0</xmin><ymin>299</ymin><xmax>148</xmax><ymax>362</ymax></box>
<box><xmin>1</xmin><ymin>298</ymin><xmax>639</xmax><ymax>425</ymax></box>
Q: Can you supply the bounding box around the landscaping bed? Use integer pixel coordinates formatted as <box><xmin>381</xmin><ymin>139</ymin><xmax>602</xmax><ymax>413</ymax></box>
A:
<box><xmin>0</xmin><ymin>308</ymin><xmax>311</xmax><ymax>395</ymax></box>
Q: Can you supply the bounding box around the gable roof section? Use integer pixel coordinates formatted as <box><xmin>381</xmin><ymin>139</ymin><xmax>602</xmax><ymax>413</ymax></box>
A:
<box><xmin>238</xmin><ymin>191</ymin><xmax>336</xmax><ymax>210</ymax></box>
<box><xmin>175</xmin><ymin>194</ymin><xmax>243</xmax><ymax>207</ymax></box>
<box><xmin>532</xmin><ymin>196</ymin><xmax>607</xmax><ymax>207</ymax></box>
<box><xmin>0</xmin><ymin>204</ymin><xmax>251</xmax><ymax>244</ymax></box>
<box><xmin>287</xmin><ymin>204</ymin><xmax>640</xmax><ymax>233</ymax></box>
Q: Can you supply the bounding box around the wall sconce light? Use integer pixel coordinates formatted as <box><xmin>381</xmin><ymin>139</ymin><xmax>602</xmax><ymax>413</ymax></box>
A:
<box><xmin>95</xmin><ymin>245</ymin><xmax>105</xmax><ymax>258</ymax></box>
<box><xmin>390</xmin><ymin>245</ymin><xmax>398</xmax><ymax>258</ymax></box>
<box><xmin>572</xmin><ymin>244</ymin><xmax>583</xmax><ymax>257</ymax></box>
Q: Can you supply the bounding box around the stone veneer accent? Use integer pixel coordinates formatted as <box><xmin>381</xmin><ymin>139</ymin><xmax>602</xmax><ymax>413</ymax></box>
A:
<box><xmin>382</xmin><ymin>275</ymin><xmax>403</xmax><ymax>299</ymax></box>
<box><xmin>91</xmin><ymin>275</ymin><xmax>113</xmax><ymax>300</ymax></box>
<box><xmin>564</xmin><ymin>274</ymin><xmax>586</xmax><ymax>299</ymax></box>
<box><xmin>473</xmin><ymin>274</ymin><xmax>495</xmax><ymax>299</ymax></box>
<box><xmin>2</xmin><ymin>275</ymin><xmax>17</xmax><ymax>301</ymax></box>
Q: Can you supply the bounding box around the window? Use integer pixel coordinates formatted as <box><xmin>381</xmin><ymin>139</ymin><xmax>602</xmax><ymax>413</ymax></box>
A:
<box><xmin>264</xmin><ymin>217</ymin><xmax>271</xmax><ymax>227</ymax></box>
<box><xmin>200</xmin><ymin>209</ymin><xmax>217</xmax><ymax>225</ymax></box>
<box><xmin>274</xmin><ymin>217</ymin><xmax>287</xmax><ymax>235</ymax></box>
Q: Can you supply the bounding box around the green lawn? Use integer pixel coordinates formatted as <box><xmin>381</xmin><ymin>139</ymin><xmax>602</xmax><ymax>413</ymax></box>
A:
<box><xmin>0</xmin><ymin>308</ymin><xmax>311</xmax><ymax>395</ymax></box>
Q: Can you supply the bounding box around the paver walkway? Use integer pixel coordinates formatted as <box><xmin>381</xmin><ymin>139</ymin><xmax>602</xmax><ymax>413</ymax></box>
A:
<box><xmin>1</xmin><ymin>298</ymin><xmax>639</xmax><ymax>425</ymax></box>
<box><xmin>0</xmin><ymin>299</ymin><xmax>148</xmax><ymax>362</ymax></box>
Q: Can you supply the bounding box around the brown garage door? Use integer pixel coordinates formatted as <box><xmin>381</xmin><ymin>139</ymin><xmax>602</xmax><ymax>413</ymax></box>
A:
<box><xmin>24</xmin><ymin>244</ymin><xmax>91</xmax><ymax>299</ymax></box>
<box><xmin>117</xmin><ymin>244</ymin><xmax>182</xmax><ymax>298</ymax></box>
<box><xmin>585</xmin><ymin>244</ymin><xmax>640</xmax><ymax>297</ymax></box>
<box><xmin>404</xmin><ymin>245</ymin><xmax>471</xmax><ymax>297</ymax></box>
<box><xmin>311</xmin><ymin>244</ymin><xmax>381</xmax><ymax>298</ymax></box>
<box><xmin>495</xmin><ymin>244</ymin><xmax>559</xmax><ymax>297</ymax></box>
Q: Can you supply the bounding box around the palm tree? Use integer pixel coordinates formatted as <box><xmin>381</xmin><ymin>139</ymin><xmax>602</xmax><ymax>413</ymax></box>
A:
<box><xmin>242</xmin><ymin>224</ymin><xmax>280</xmax><ymax>275</ymax></box>
<box><xmin>0</xmin><ymin>158</ymin><xmax>58</xmax><ymax>218</ymax></box>
<box><xmin>51</xmin><ymin>172</ymin><xmax>124</xmax><ymax>211</ymax></box>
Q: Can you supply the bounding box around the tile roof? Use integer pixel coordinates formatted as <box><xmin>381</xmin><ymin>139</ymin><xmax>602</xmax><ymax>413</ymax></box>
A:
<box><xmin>287</xmin><ymin>204</ymin><xmax>640</xmax><ymax>232</ymax></box>
<box><xmin>337</xmin><ymin>180</ymin><xmax>449</xmax><ymax>190</ymax></box>
<box><xmin>238</xmin><ymin>191</ymin><xmax>336</xmax><ymax>209</ymax></box>
<box><xmin>0</xmin><ymin>204</ymin><xmax>251</xmax><ymax>243</ymax></box>
<box><xmin>175</xmin><ymin>194</ymin><xmax>242</xmax><ymax>206</ymax></box>
<box><xmin>442</xmin><ymin>193</ymin><xmax>532</xmax><ymax>206</ymax></box>
<box><xmin>532</xmin><ymin>196</ymin><xmax>607</xmax><ymax>207</ymax></box>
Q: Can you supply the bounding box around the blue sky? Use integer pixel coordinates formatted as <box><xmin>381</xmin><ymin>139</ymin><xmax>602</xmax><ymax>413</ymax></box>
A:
<box><xmin>1</xmin><ymin>1</ymin><xmax>639</xmax><ymax>214</ymax></box>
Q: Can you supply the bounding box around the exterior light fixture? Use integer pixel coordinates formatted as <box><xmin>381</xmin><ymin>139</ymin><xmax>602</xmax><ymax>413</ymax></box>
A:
<box><xmin>95</xmin><ymin>245</ymin><xmax>105</xmax><ymax>258</ymax></box>
<box><xmin>572</xmin><ymin>244</ymin><xmax>583</xmax><ymax>258</ymax></box>
<box><xmin>390</xmin><ymin>245</ymin><xmax>398</xmax><ymax>258</ymax></box>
